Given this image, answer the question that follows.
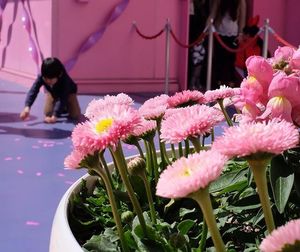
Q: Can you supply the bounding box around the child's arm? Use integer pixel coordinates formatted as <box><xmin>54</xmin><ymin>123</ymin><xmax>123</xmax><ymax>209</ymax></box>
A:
<box><xmin>20</xmin><ymin>76</ymin><xmax>43</xmax><ymax>120</ymax></box>
<box><xmin>20</xmin><ymin>106</ymin><xmax>30</xmax><ymax>120</ymax></box>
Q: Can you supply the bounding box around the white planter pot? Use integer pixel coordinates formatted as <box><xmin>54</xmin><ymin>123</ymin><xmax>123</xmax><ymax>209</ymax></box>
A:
<box><xmin>49</xmin><ymin>173</ymin><xmax>98</xmax><ymax>252</ymax></box>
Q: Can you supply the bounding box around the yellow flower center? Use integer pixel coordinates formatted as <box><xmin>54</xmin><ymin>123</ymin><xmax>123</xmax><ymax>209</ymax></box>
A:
<box><xmin>182</xmin><ymin>167</ymin><xmax>192</xmax><ymax>177</ymax></box>
<box><xmin>271</xmin><ymin>96</ymin><xmax>288</xmax><ymax>107</ymax></box>
<box><xmin>248</xmin><ymin>76</ymin><xmax>257</xmax><ymax>83</ymax></box>
<box><xmin>95</xmin><ymin>118</ymin><xmax>113</xmax><ymax>134</ymax></box>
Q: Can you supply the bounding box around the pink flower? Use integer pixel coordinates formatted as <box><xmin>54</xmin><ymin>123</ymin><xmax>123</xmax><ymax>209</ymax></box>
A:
<box><xmin>260</xmin><ymin>218</ymin><xmax>300</xmax><ymax>252</ymax></box>
<box><xmin>259</xmin><ymin>96</ymin><xmax>293</xmax><ymax>122</ymax></box>
<box><xmin>139</xmin><ymin>94</ymin><xmax>169</xmax><ymax>120</ymax></box>
<box><xmin>156</xmin><ymin>150</ymin><xmax>227</xmax><ymax>198</ymax></box>
<box><xmin>235</xmin><ymin>100</ymin><xmax>262</xmax><ymax>124</ymax></box>
<box><xmin>168</xmin><ymin>90</ymin><xmax>205</xmax><ymax>108</ymax></box>
<box><xmin>268</xmin><ymin>71</ymin><xmax>300</xmax><ymax>107</ymax></box>
<box><xmin>292</xmin><ymin>105</ymin><xmax>300</xmax><ymax>126</ymax></box>
<box><xmin>273</xmin><ymin>46</ymin><xmax>295</xmax><ymax>63</ymax></box>
<box><xmin>246</xmin><ymin>56</ymin><xmax>274</xmax><ymax>87</ymax></box>
<box><xmin>160</xmin><ymin>105</ymin><xmax>224</xmax><ymax>144</ymax></box>
<box><xmin>204</xmin><ymin>85</ymin><xmax>237</xmax><ymax>103</ymax></box>
<box><xmin>290</xmin><ymin>48</ymin><xmax>300</xmax><ymax>70</ymax></box>
<box><xmin>72</xmin><ymin>104</ymin><xmax>141</xmax><ymax>154</ymax></box>
<box><xmin>64</xmin><ymin>149</ymin><xmax>87</xmax><ymax>169</ymax></box>
<box><xmin>164</xmin><ymin>106</ymin><xmax>198</xmax><ymax>119</ymax></box>
<box><xmin>240</xmin><ymin>77</ymin><xmax>265</xmax><ymax>104</ymax></box>
<box><xmin>132</xmin><ymin>119</ymin><xmax>156</xmax><ymax>137</ymax></box>
<box><xmin>85</xmin><ymin>93</ymin><xmax>133</xmax><ymax>119</ymax></box>
<box><xmin>212</xmin><ymin>119</ymin><xmax>299</xmax><ymax>159</ymax></box>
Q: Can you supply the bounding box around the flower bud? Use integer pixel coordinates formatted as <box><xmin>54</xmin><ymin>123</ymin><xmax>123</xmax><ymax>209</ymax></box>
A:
<box><xmin>127</xmin><ymin>157</ymin><xmax>146</xmax><ymax>177</ymax></box>
<box><xmin>123</xmin><ymin>135</ymin><xmax>140</xmax><ymax>145</ymax></box>
<box><xmin>121</xmin><ymin>210</ymin><xmax>134</xmax><ymax>224</ymax></box>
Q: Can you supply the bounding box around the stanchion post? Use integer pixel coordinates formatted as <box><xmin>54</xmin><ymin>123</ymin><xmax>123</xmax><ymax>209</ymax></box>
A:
<box><xmin>164</xmin><ymin>19</ymin><xmax>170</xmax><ymax>95</ymax></box>
<box><xmin>262</xmin><ymin>19</ymin><xmax>270</xmax><ymax>58</ymax></box>
<box><xmin>206</xmin><ymin>19</ymin><xmax>214</xmax><ymax>91</ymax></box>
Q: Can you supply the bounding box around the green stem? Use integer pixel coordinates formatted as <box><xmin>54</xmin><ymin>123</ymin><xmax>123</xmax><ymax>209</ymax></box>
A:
<box><xmin>99</xmin><ymin>152</ymin><xmax>115</xmax><ymax>190</ymax></box>
<box><xmin>198</xmin><ymin>219</ymin><xmax>208</xmax><ymax>251</ymax></box>
<box><xmin>217</xmin><ymin>99</ymin><xmax>233</xmax><ymax>127</ymax></box>
<box><xmin>184</xmin><ymin>139</ymin><xmax>190</xmax><ymax>157</ymax></box>
<box><xmin>111</xmin><ymin>142</ymin><xmax>148</xmax><ymax>237</ymax></box>
<box><xmin>248</xmin><ymin>158</ymin><xmax>275</xmax><ymax>233</ymax></box>
<box><xmin>211</xmin><ymin>128</ymin><xmax>215</xmax><ymax>143</ymax></box>
<box><xmin>201</xmin><ymin>135</ymin><xmax>205</xmax><ymax>147</ymax></box>
<box><xmin>140</xmin><ymin>172</ymin><xmax>157</xmax><ymax>224</ymax></box>
<box><xmin>144</xmin><ymin>140</ymin><xmax>153</xmax><ymax>177</ymax></box>
<box><xmin>135</xmin><ymin>141</ymin><xmax>145</xmax><ymax>159</ymax></box>
<box><xmin>92</xmin><ymin>167</ymin><xmax>129</xmax><ymax>252</ymax></box>
<box><xmin>171</xmin><ymin>144</ymin><xmax>177</xmax><ymax>160</ymax></box>
<box><xmin>178</xmin><ymin>142</ymin><xmax>183</xmax><ymax>157</ymax></box>
<box><xmin>156</xmin><ymin>118</ymin><xmax>170</xmax><ymax>167</ymax></box>
<box><xmin>99</xmin><ymin>152</ymin><xmax>121</xmax><ymax>209</ymax></box>
<box><xmin>189</xmin><ymin>137</ymin><xmax>202</xmax><ymax>153</ymax></box>
<box><xmin>149</xmin><ymin>138</ymin><xmax>159</xmax><ymax>183</ymax></box>
<box><xmin>190</xmin><ymin>187</ymin><xmax>226</xmax><ymax>252</ymax></box>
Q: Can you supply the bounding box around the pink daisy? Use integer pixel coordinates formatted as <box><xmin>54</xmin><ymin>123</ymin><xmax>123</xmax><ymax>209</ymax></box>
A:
<box><xmin>64</xmin><ymin>149</ymin><xmax>87</xmax><ymax>169</ymax></box>
<box><xmin>132</xmin><ymin>119</ymin><xmax>156</xmax><ymax>138</ymax></box>
<box><xmin>204</xmin><ymin>85</ymin><xmax>237</xmax><ymax>103</ymax></box>
<box><xmin>156</xmin><ymin>150</ymin><xmax>227</xmax><ymax>198</ymax></box>
<box><xmin>160</xmin><ymin>105</ymin><xmax>224</xmax><ymax>144</ymax></box>
<box><xmin>72</xmin><ymin>103</ymin><xmax>141</xmax><ymax>154</ymax></box>
<box><xmin>212</xmin><ymin>119</ymin><xmax>299</xmax><ymax>159</ymax></box>
<box><xmin>273</xmin><ymin>46</ymin><xmax>295</xmax><ymax>64</ymax></box>
<box><xmin>167</xmin><ymin>90</ymin><xmax>205</xmax><ymax>108</ymax></box>
<box><xmin>85</xmin><ymin>93</ymin><xmax>133</xmax><ymax>119</ymax></box>
<box><xmin>164</xmin><ymin>107</ymin><xmax>192</xmax><ymax>119</ymax></box>
<box><xmin>139</xmin><ymin>94</ymin><xmax>169</xmax><ymax>120</ymax></box>
<box><xmin>260</xmin><ymin>218</ymin><xmax>300</xmax><ymax>252</ymax></box>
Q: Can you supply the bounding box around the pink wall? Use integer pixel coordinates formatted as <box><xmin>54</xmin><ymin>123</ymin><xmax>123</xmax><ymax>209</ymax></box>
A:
<box><xmin>0</xmin><ymin>0</ymin><xmax>51</xmax><ymax>83</ymax></box>
<box><xmin>0</xmin><ymin>0</ymin><xmax>189</xmax><ymax>94</ymax></box>
<box><xmin>253</xmin><ymin>0</ymin><xmax>300</xmax><ymax>53</ymax></box>
<box><xmin>284</xmin><ymin>0</ymin><xmax>300</xmax><ymax>48</ymax></box>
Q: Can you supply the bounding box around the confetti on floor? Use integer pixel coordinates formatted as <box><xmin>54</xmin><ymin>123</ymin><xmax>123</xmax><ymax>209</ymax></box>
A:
<box><xmin>25</xmin><ymin>221</ymin><xmax>40</xmax><ymax>226</ymax></box>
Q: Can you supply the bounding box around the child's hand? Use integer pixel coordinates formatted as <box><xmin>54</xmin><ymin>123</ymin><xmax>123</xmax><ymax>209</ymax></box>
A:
<box><xmin>44</xmin><ymin>115</ymin><xmax>57</xmax><ymax>124</ymax></box>
<box><xmin>20</xmin><ymin>106</ymin><xmax>30</xmax><ymax>120</ymax></box>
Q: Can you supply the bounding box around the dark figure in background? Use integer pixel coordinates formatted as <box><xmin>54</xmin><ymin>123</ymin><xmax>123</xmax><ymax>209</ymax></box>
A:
<box><xmin>201</xmin><ymin>0</ymin><xmax>246</xmax><ymax>90</ymax></box>
<box><xmin>188</xmin><ymin>0</ymin><xmax>210</xmax><ymax>91</ymax></box>
<box><xmin>20</xmin><ymin>57</ymin><xmax>81</xmax><ymax>124</ymax></box>
<box><xmin>235</xmin><ymin>15</ymin><xmax>266</xmax><ymax>79</ymax></box>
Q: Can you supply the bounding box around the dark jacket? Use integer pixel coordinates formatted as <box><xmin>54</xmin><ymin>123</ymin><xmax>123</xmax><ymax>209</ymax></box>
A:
<box><xmin>25</xmin><ymin>72</ymin><xmax>77</xmax><ymax>116</ymax></box>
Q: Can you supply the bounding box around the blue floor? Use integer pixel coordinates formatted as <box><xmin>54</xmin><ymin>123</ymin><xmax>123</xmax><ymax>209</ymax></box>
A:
<box><xmin>0</xmin><ymin>80</ymin><xmax>149</xmax><ymax>252</ymax></box>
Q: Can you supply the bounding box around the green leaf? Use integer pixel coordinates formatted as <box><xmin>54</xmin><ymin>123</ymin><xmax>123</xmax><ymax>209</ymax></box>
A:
<box><xmin>82</xmin><ymin>234</ymin><xmax>120</xmax><ymax>252</ymax></box>
<box><xmin>227</xmin><ymin>203</ymin><xmax>261</xmax><ymax>213</ymax></box>
<box><xmin>270</xmin><ymin>155</ymin><xmax>294</xmax><ymax>213</ymax></box>
<box><xmin>124</xmin><ymin>230</ymin><xmax>138</xmax><ymax>250</ymax></box>
<box><xmin>179</xmin><ymin>208</ymin><xmax>196</xmax><ymax>218</ymax></box>
<box><xmin>210</xmin><ymin>169</ymin><xmax>248</xmax><ymax>193</ymax></box>
<box><xmin>177</xmin><ymin>219</ymin><xmax>195</xmax><ymax>235</ymax></box>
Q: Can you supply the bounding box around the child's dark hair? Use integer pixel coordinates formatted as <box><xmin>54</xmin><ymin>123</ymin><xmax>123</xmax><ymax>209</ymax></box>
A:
<box><xmin>41</xmin><ymin>57</ymin><xmax>65</xmax><ymax>79</ymax></box>
<box><xmin>243</xmin><ymin>25</ymin><xmax>260</xmax><ymax>37</ymax></box>
<box><xmin>243</xmin><ymin>15</ymin><xmax>260</xmax><ymax>37</ymax></box>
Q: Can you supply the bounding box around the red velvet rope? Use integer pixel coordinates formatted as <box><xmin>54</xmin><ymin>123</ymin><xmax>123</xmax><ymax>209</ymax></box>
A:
<box><xmin>134</xmin><ymin>24</ymin><xmax>165</xmax><ymax>40</ymax></box>
<box><xmin>213</xmin><ymin>32</ymin><xmax>261</xmax><ymax>53</ymax></box>
<box><xmin>170</xmin><ymin>28</ymin><xmax>208</xmax><ymax>48</ymax></box>
<box><xmin>271</xmin><ymin>32</ymin><xmax>297</xmax><ymax>49</ymax></box>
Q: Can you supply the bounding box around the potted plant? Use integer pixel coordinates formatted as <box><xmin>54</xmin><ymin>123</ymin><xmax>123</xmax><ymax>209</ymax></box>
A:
<box><xmin>50</xmin><ymin>47</ymin><xmax>300</xmax><ymax>252</ymax></box>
